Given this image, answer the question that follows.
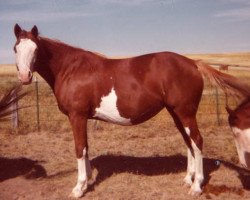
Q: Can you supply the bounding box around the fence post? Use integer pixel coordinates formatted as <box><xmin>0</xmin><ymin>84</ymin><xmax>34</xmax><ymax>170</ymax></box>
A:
<box><xmin>34</xmin><ymin>77</ymin><xmax>40</xmax><ymax>131</ymax></box>
<box><xmin>215</xmin><ymin>87</ymin><xmax>220</xmax><ymax>126</ymax></box>
<box><xmin>11</xmin><ymin>91</ymin><xmax>19</xmax><ymax>129</ymax></box>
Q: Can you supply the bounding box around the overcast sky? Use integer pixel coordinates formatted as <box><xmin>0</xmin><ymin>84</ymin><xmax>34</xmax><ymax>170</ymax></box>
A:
<box><xmin>1</xmin><ymin>0</ymin><xmax>250</xmax><ymax>63</ymax></box>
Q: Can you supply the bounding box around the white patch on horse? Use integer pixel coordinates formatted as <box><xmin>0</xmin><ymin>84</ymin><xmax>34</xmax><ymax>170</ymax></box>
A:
<box><xmin>184</xmin><ymin>147</ymin><xmax>195</xmax><ymax>186</ymax></box>
<box><xmin>94</xmin><ymin>87</ymin><xmax>131</xmax><ymax>125</ymax></box>
<box><xmin>15</xmin><ymin>38</ymin><xmax>37</xmax><ymax>72</ymax></box>
<box><xmin>189</xmin><ymin>139</ymin><xmax>203</xmax><ymax>195</ymax></box>
<box><xmin>183</xmin><ymin>127</ymin><xmax>195</xmax><ymax>186</ymax></box>
<box><xmin>71</xmin><ymin>148</ymin><xmax>92</xmax><ymax>198</ymax></box>
<box><xmin>185</xmin><ymin>127</ymin><xmax>190</xmax><ymax>136</ymax></box>
<box><xmin>231</xmin><ymin>127</ymin><xmax>250</xmax><ymax>167</ymax></box>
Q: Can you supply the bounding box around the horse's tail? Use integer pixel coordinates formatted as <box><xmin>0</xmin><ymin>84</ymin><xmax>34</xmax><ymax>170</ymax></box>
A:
<box><xmin>0</xmin><ymin>84</ymin><xmax>27</xmax><ymax>121</ymax></box>
<box><xmin>195</xmin><ymin>60</ymin><xmax>250</xmax><ymax>99</ymax></box>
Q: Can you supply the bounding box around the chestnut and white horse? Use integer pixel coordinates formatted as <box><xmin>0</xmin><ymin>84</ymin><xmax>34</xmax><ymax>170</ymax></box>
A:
<box><xmin>227</xmin><ymin>98</ymin><xmax>250</xmax><ymax>169</ymax></box>
<box><xmin>13</xmin><ymin>24</ymin><xmax>250</xmax><ymax>198</ymax></box>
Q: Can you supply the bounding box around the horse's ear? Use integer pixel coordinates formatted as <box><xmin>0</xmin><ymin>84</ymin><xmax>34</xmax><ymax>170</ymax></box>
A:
<box><xmin>31</xmin><ymin>25</ymin><xmax>38</xmax><ymax>38</ymax></box>
<box><xmin>226</xmin><ymin>106</ymin><xmax>234</xmax><ymax>115</ymax></box>
<box><xmin>14</xmin><ymin>24</ymin><xmax>22</xmax><ymax>38</ymax></box>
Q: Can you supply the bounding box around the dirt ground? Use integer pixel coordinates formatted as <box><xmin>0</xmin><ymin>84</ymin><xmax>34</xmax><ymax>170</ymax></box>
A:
<box><xmin>0</xmin><ymin>114</ymin><xmax>250</xmax><ymax>200</ymax></box>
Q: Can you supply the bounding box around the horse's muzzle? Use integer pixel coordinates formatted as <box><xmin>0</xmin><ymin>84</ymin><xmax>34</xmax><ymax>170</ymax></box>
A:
<box><xmin>18</xmin><ymin>71</ymin><xmax>33</xmax><ymax>85</ymax></box>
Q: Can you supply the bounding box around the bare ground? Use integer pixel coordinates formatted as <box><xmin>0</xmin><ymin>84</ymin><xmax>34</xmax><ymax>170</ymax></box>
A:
<box><xmin>0</xmin><ymin>111</ymin><xmax>250</xmax><ymax>200</ymax></box>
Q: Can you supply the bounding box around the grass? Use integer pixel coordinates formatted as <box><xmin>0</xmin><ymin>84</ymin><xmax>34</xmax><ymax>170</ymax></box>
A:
<box><xmin>186</xmin><ymin>52</ymin><xmax>250</xmax><ymax>67</ymax></box>
<box><xmin>0</xmin><ymin>64</ymin><xmax>17</xmax><ymax>76</ymax></box>
<box><xmin>1</xmin><ymin>121</ymin><xmax>250</xmax><ymax>199</ymax></box>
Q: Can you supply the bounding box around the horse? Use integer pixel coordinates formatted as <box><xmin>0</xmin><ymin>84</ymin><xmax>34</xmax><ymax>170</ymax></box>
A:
<box><xmin>13</xmin><ymin>24</ymin><xmax>250</xmax><ymax>198</ymax></box>
<box><xmin>226</xmin><ymin>98</ymin><xmax>250</xmax><ymax>169</ymax></box>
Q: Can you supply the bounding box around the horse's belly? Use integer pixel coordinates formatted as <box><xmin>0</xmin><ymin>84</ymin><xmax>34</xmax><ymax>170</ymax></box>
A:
<box><xmin>93</xmin><ymin>111</ymin><xmax>131</xmax><ymax>125</ymax></box>
<box><xmin>93</xmin><ymin>102</ymin><xmax>132</xmax><ymax>125</ymax></box>
<box><xmin>93</xmin><ymin>88</ymin><xmax>132</xmax><ymax>125</ymax></box>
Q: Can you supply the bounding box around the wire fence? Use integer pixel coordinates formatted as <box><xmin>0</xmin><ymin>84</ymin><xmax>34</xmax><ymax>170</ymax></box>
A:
<box><xmin>0</xmin><ymin>75</ymin><xmax>241</xmax><ymax>133</ymax></box>
<box><xmin>1</xmin><ymin>64</ymin><xmax>249</xmax><ymax>132</ymax></box>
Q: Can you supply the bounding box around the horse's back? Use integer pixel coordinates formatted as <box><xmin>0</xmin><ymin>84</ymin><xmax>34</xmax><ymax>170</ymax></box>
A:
<box><xmin>123</xmin><ymin>51</ymin><xmax>204</xmax><ymax>109</ymax></box>
<box><xmin>101</xmin><ymin>52</ymin><xmax>204</xmax><ymax>119</ymax></box>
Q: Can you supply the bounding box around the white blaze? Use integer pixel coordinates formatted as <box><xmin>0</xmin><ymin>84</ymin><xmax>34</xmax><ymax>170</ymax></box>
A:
<box><xmin>15</xmin><ymin>39</ymin><xmax>37</xmax><ymax>74</ymax></box>
<box><xmin>231</xmin><ymin>127</ymin><xmax>250</xmax><ymax>168</ymax></box>
<box><xmin>94</xmin><ymin>87</ymin><xmax>131</xmax><ymax>125</ymax></box>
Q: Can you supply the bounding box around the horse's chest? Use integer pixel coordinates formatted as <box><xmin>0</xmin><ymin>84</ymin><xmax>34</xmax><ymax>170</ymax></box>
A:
<box><xmin>93</xmin><ymin>88</ymin><xmax>131</xmax><ymax>125</ymax></box>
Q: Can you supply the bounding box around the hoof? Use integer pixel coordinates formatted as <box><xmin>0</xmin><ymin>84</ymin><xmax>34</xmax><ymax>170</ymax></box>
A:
<box><xmin>188</xmin><ymin>187</ymin><xmax>202</xmax><ymax>196</ymax></box>
<box><xmin>69</xmin><ymin>184</ymin><xmax>87</xmax><ymax>198</ymax></box>
<box><xmin>69</xmin><ymin>190</ymin><xmax>83</xmax><ymax>198</ymax></box>
<box><xmin>183</xmin><ymin>177</ymin><xmax>193</xmax><ymax>188</ymax></box>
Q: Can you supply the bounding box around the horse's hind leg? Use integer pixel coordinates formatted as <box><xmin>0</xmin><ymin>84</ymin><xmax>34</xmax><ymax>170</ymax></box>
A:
<box><xmin>168</xmin><ymin>108</ymin><xmax>204</xmax><ymax>195</ymax></box>
<box><xmin>183</xmin><ymin>120</ymin><xmax>203</xmax><ymax>195</ymax></box>
<box><xmin>183</xmin><ymin>142</ymin><xmax>195</xmax><ymax>187</ymax></box>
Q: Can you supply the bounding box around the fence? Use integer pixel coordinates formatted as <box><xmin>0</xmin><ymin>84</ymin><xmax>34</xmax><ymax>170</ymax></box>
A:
<box><xmin>0</xmin><ymin>64</ymin><xmax>249</xmax><ymax>132</ymax></box>
<box><xmin>0</xmin><ymin>76</ymin><xmax>67</xmax><ymax>132</ymax></box>
<box><xmin>0</xmin><ymin>78</ymin><xmax>239</xmax><ymax>133</ymax></box>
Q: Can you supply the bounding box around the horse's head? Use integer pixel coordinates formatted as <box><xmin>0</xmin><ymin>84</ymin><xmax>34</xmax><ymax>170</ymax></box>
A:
<box><xmin>227</xmin><ymin>101</ymin><xmax>250</xmax><ymax>169</ymax></box>
<box><xmin>13</xmin><ymin>24</ymin><xmax>39</xmax><ymax>85</ymax></box>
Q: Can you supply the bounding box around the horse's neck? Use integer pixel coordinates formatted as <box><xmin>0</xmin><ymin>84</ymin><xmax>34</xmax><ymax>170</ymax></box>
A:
<box><xmin>36</xmin><ymin>37</ymin><xmax>104</xmax><ymax>91</ymax></box>
<box><xmin>36</xmin><ymin>66</ymin><xmax>55</xmax><ymax>90</ymax></box>
<box><xmin>36</xmin><ymin>38</ymin><xmax>66</xmax><ymax>90</ymax></box>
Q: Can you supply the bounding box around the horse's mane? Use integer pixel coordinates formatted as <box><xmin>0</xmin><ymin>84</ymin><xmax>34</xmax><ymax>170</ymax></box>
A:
<box><xmin>39</xmin><ymin>37</ymin><xmax>107</xmax><ymax>58</ymax></box>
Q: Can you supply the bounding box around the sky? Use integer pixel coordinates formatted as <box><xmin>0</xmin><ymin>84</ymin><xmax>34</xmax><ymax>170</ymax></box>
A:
<box><xmin>1</xmin><ymin>0</ymin><xmax>250</xmax><ymax>63</ymax></box>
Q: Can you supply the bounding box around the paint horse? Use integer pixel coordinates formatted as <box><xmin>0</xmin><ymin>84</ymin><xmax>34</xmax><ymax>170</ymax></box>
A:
<box><xmin>227</xmin><ymin>98</ymin><xmax>250</xmax><ymax>169</ymax></box>
<box><xmin>13</xmin><ymin>24</ymin><xmax>250</xmax><ymax>198</ymax></box>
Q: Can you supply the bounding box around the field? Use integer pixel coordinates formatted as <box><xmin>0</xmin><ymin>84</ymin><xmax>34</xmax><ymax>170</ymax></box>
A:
<box><xmin>0</xmin><ymin>53</ymin><xmax>250</xmax><ymax>200</ymax></box>
<box><xmin>187</xmin><ymin>52</ymin><xmax>250</xmax><ymax>67</ymax></box>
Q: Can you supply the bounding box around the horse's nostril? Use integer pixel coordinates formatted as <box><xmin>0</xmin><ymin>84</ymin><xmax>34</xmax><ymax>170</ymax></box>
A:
<box><xmin>16</xmin><ymin>65</ymin><xmax>19</xmax><ymax>72</ymax></box>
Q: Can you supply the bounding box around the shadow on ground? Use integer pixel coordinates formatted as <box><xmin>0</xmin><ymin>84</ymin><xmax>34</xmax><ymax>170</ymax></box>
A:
<box><xmin>91</xmin><ymin>154</ymin><xmax>218</xmax><ymax>185</ymax></box>
<box><xmin>90</xmin><ymin>154</ymin><xmax>250</xmax><ymax>191</ymax></box>
<box><xmin>0</xmin><ymin>157</ymin><xmax>47</xmax><ymax>182</ymax></box>
<box><xmin>1</xmin><ymin>154</ymin><xmax>249</xmax><ymax>194</ymax></box>
<box><xmin>222</xmin><ymin>161</ymin><xmax>250</xmax><ymax>190</ymax></box>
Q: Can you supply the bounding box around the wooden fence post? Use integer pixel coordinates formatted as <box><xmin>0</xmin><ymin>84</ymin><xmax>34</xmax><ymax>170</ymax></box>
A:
<box><xmin>34</xmin><ymin>77</ymin><xmax>40</xmax><ymax>131</ymax></box>
<box><xmin>11</xmin><ymin>91</ymin><xmax>19</xmax><ymax>129</ymax></box>
<box><xmin>215</xmin><ymin>87</ymin><xmax>220</xmax><ymax>126</ymax></box>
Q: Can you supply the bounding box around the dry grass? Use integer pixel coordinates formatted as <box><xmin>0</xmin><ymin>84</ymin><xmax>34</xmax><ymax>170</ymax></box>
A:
<box><xmin>186</xmin><ymin>52</ymin><xmax>250</xmax><ymax>67</ymax></box>
<box><xmin>0</xmin><ymin>65</ymin><xmax>17</xmax><ymax>76</ymax></box>
<box><xmin>0</xmin><ymin>119</ymin><xmax>250</xmax><ymax>199</ymax></box>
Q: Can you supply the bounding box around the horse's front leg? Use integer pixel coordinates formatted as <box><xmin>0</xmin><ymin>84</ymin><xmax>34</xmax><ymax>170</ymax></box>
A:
<box><xmin>68</xmin><ymin>113</ymin><xmax>92</xmax><ymax>198</ymax></box>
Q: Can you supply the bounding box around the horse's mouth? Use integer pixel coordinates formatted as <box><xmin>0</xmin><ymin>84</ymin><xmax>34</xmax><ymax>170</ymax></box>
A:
<box><xmin>244</xmin><ymin>151</ymin><xmax>250</xmax><ymax>169</ymax></box>
<box><xmin>18</xmin><ymin>72</ymin><xmax>33</xmax><ymax>85</ymax></box>
<box><xmin>19</xmin><ymin>76</ymin><xmax>33</xmax><ymax>85</ymax></box>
